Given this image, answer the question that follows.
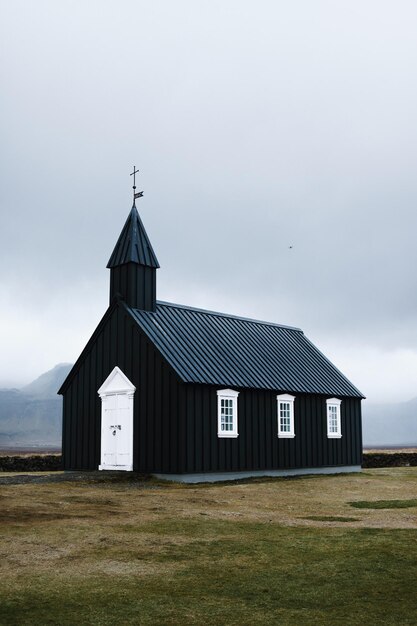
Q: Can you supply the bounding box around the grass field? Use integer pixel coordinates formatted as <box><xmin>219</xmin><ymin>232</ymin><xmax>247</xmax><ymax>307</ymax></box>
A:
<box><xmin>1</xmin><ymin>468</ymin><xmax>417</xmax><ymax>625</ymax></box>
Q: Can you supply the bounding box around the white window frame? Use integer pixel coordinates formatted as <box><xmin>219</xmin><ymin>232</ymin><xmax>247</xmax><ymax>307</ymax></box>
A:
<box><xmin>217</xmin><ymin>389</ymin><xmax>239</xmax><ymax>438</ymax></box>
<box><xmin>277</xmin><ymin>393</ymin><xmax>295</xmax><ymax>438</ymax></box>
<box><xmin>326</xmin><ymin>398</ymin><xmax>342</xmax><ymax>438</ymax></box>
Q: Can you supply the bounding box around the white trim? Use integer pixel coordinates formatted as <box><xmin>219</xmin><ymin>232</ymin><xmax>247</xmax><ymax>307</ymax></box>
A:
<box><xmin>98</xmin><ymin>366</ymin><xmax>135</xmax><ymax>470</ymax></box>
<box><xmin>98</xmin><ymin>464</ymin><xmax>133</xmax><ymax>472</ymax></box>
<box><xmin>217</xmin><ymin>389</ymin><xmax>239</xmax><ymax>438</ymax></box>
<box><xmin>97</xmin><ymin>365</ymin><xmax>136</xmax><ymax>398</ymax></box>
<box><xmin>277</xmin><ymin>393</ymin><xmax>295</xmax><ymax>438</ymax></box>
<box><xmin>326</xmin><ymin>397</ymin><xmax>342</xmax><ymax>438</ymax></box>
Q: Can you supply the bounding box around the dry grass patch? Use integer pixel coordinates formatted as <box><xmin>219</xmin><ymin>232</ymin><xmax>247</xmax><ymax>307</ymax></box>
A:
<box><xmin>0</xmin><ymin>468</ymin><xmax>417</xmax><ymax>625</ymax></box>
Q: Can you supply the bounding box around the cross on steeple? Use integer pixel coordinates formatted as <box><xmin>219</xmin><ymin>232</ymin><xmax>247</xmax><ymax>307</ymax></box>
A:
<box><xmin>130</xmin><ymin>166</ymin><xmax>144</xmax><ymax>205</ymax></box>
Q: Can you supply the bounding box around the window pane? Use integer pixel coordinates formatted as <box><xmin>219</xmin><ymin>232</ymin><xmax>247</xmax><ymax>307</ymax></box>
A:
<box><xmin>280</xmin><ymin>417</ymin><xmax>290</xmax><ymax>432</ymax></box>
<box><xmin>279</xmin><ymin>401</ymin><xmax>292</xmax><ymax>433</ymax></box>
<box><xmin>221</xmin><ymin>398</ymin><xmax>234</xmax><ymax>431</ymax></box>
<box><xmin>328</xmin><ymin>405</ymin><xmax>339</xmax><ymax>433</ymax></box>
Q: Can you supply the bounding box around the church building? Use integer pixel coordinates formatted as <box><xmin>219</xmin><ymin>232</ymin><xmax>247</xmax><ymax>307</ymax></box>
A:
<box><xmin>59</xmin><ymin>184</ymin><xmax>364</xmax><ymax>482</ymax></box>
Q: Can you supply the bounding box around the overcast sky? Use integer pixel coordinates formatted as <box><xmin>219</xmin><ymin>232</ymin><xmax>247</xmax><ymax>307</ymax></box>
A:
<box><xmin>1</xmin><ymin>0</ymin><xmax>417</xmax><ymax>403</ymax></box>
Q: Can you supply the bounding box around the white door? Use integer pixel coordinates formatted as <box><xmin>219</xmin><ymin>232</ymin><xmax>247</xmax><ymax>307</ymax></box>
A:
<box><xmin>98</xmin><ymin>367</ymin><xmax>135</xmax><ymax>471</ymax></box>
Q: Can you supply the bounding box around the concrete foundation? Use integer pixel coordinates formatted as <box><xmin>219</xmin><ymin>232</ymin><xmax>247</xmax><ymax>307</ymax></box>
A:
<box><xmin>154</xmin><ymin>465</ymin><xmax>362</xmax><ymax>484</ymax></box>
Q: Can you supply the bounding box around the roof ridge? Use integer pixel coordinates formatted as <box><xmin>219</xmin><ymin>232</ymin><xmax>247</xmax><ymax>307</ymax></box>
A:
<box><xmin>154</xmin><ymin>300</ymin><xmax>303</xmax><ymax>332</ymax></box>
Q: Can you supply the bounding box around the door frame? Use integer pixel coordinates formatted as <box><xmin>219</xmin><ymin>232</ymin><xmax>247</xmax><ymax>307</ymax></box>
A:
<box><xmin>97</xmin><ymin>366</ymin><xmax>136</xmax><ymax>471</ymax></box>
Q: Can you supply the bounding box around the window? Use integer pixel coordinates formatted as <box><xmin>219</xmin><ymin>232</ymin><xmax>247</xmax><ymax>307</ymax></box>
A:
<box><xmin>326</xmin><ymin>398</ymin><xmax>342</xmax><ymax>438</ymax></box>
<box><xmin>277</xmin><ymin>394</ymin><xmax>295</xmax><ymax>438</ymax></box>
<box><xmin>217</xmin><ymin>389</ymin><xmax>239</xmax><ymax>437</ymax></box>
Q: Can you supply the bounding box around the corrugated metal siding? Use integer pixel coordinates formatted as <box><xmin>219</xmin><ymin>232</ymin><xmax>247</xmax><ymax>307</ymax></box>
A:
<box><xmin>107</xmin><ymin>206</ymin><xmax>160</xmax><ymax>269</ymax></box>
<box><xmin>126</xmin><ymin>302</ymin><xmax>364</xmax><ymax>398</ymax></box>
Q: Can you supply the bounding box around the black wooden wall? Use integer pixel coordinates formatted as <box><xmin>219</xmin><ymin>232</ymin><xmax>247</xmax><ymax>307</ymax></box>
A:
<box><xmin>110</xmin><ymin>263</ymin><xmax>156</xmax><ymax>311</ymax></box>
<box><xmin>180</xmin><ymin>386</ymin><xmax>362</xmax><ymax>473</ymax></box>
<box><xmin>61</xmin><ymin>302</ymin><xmax>182</xmax><ymax>472</ymax></box>
<box><xmin>62</xmin><ymin>302</ymin><xmax>362</xmax><ymax>473</ymax></box>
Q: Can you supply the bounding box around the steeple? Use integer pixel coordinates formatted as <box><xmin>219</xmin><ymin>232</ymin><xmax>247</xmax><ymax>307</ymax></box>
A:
<box><xmin>107</xmin><ymin>205</ymin><xmax>160</xmax><ymax>311</ymax></box>
<box><xmin>107</xmin><ymin>205</ymin><xmax>160</xmax><ymax>269</ymax></box>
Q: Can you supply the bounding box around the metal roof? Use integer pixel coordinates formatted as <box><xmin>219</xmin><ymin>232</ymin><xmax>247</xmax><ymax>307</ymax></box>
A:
<box><xmin>125</xmin><ymin>301</ymin><xmax>364</xmax><ymax>397</ymax></box>
<box><xmin>107</xmin><ymin>206</ymin><xmax>160</xmax><ymax>269</ymax></box>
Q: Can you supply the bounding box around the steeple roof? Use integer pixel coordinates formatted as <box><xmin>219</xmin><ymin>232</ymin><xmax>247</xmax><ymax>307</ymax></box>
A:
<box><xmin>107</xmin><ymin>205</ymin><xmax>160</xmax><ymax>269</ymax></box>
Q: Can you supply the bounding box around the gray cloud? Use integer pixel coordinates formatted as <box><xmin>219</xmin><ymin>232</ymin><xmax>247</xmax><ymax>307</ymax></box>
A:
<box><xmin>1</xmin><ymin>0</ymin><xmax>417</xmax><ymax>400</ymax></box>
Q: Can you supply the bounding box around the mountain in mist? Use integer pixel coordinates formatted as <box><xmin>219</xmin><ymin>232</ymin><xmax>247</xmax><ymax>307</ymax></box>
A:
<box><xmin>21</xmin><ymin>364</ymin><xmax>72</xmax><ymax>397</ymax></box>
<box><xmin>0</xmin><ymin>363</ymin><xmax>72</xmax><ymax>449</ymax></box>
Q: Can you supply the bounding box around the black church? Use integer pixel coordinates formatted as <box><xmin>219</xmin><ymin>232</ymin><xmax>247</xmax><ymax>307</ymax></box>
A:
<box><xmin>59</xmin><ymin>190</ymin><xmax>364</xmax><ymax>482</ymax></box>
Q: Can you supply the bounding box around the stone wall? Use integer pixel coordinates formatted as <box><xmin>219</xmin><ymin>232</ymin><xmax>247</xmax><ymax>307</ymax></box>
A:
<box><xmin>0</xmin><ymin>453</ymin><xmax>416</xmax><ymax>472</ymax></box>
<box><xmin>362</xmin><ymin>453</ymin><xmax>417</xmax><ymax>468</ymax></box>
<box><xmin>0</xmin><ymin>455</ymin><xmax>62</xmax><ymax>472</ymax></box>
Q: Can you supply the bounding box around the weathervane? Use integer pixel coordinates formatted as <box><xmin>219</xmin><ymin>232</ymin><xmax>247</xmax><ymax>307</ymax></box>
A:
<box><xmin>130</xmin><ymin>166</ymin><xmax>144</xmax><ymax>205</ymax></box>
